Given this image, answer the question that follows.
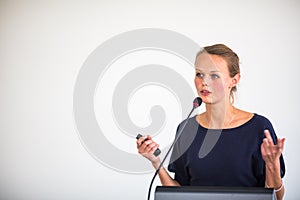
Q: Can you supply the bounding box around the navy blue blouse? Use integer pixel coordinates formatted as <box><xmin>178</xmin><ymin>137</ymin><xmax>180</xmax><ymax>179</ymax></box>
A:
<box><xmin>168</xmin><ymin>114</ymin><xmax>285</xmax><ymax>187</ymax></box>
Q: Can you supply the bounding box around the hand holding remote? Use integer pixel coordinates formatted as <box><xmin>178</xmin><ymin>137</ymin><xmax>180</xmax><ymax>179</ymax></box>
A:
<box><xmin>136</xmin><ymin>134</ymin><xmax>161</xmax><ymax>157</ymax></box>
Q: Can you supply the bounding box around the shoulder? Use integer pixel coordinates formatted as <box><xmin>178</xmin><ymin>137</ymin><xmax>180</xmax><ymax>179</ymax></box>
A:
<box><xmin>178</xmin><ymin>115</ymin><xmax>197</xmax><ymax>125</ymax></box>
<box><xmin>176</xmin><ymin>115</ymin><xmax>199</xmax><ymax>140</ymax></box>
<box><xmin>234</xmin><ymin>109</ymin><xmax>253</xmax><ymax>127</ymax></box>
<box><xmin>235</xmin><ymin>109</ymin><xmax>273</xmax><ymax>127</ymax></box>
<box><xmin>251</xmin><ymin>113</ymin><xmax>273</xmax><ymax>126</ymax></box>
<box><xmin>243</xmin><ymin>113</ymin><xmax>277</xmax><ymax>140</ymax></box>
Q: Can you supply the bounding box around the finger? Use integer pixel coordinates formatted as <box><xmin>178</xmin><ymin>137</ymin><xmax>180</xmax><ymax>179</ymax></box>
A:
<box><xmin>149</xmin><ymin>144</ymin><xmax>160</xmax><ymax>154</ymax></box>
<box><xmin>137</xmin><ymin>136</ymin><xmax>145</xmax><ymax>144</ymax></box>
<box><xmin>137</xmin><ymin>135</ymin><xmax>149</xmax><ymax>146</ymax></box>
<box><xmin>146</xmin><ymin>135</ymin><xmax>152</xmax><ymax>140</ymax></box>
<box><xmin>143</xmin><ymin>138</ymin><xmax>154</xmax><ymax>146</ymax></box>
<box><xmin>137</xmin><ymin>138</ymin><xmax>143</xmax><ymax>146</ymax></box>
<box><xmin>262</xmin><ymin>137</ymin><xmax>270</xmax><ymax>147</ymax></box>
<box><xmin>146</xmin><ymin>141</ymin><xmax>157</xmax><ymax>150</ymax></box>
<box><xmin>140</xmin><ymin>135</ymin><xmax>152</xmax><ymax>145</ymax></box>
<box><xmin>261</xmin><ymin>139</ymin><xmax>271</xmax><ymax>156</ymax></box>
<box><xmin>141</xmin><ymin>139</ymin><xmax>156</xmax><ymax>152</ymax></box>
<box><xmin>264</xmin><ymin>129</ymin><xmax>274</xmax><ymax>145</ymax></box>
<box><xmin>262</xmin><ymin>137</ymin><xmax>275</xmax><ymax>156</ymax></box>
<box><xmin>277</xmin><ymin>138</ymin><xmax>285</xmax><ymax>153</ymax></box>
<box><xmin>143</xmin><ymin>142</ymin><xmax>159</xmax><ymax>155</ymax></box>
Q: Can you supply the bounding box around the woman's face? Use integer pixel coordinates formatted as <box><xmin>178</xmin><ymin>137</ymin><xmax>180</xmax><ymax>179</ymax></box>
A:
<box><xmin>194</xmin><ymin>53</ymin><xmax>239</xmax><ymax>105</ymax></box>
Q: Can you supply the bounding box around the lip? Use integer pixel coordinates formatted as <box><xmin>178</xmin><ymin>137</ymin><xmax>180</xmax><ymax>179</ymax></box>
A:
<box><xmin>200</xmin><ymin>90</ymin><xmax>211</xmax><ymax>96</ymax></box>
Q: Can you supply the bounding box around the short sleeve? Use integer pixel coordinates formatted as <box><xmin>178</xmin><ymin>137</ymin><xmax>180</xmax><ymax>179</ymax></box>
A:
<box><xmin>264</xmin><ymin>118</ymin><xmax>286</xmax><ymax>178</ymax></box>
<box><xmin>168</xmin><ymin>142</ymin><xmax>190</xmax><ymax>185</ymax></box>
<box><xmin>167</xmin><ymin>116</ymin><xmax>209</xmax><ymax>185</ymax></box>
<box><xmin>167</xmin><ymin>120</ymin><xmax>198</xmax><ymax>186</ymax></box>
<box><xmin>253</xmin><ymin>116</ymin><xmax>285</xmax><ymax>186</ymax></box>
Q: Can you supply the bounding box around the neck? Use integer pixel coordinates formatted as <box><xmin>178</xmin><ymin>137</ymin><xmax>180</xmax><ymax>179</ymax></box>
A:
<box><xmin>204</xmin><ymin>102</ymin><xmax>236</xmax><ymax>129</ymax></box>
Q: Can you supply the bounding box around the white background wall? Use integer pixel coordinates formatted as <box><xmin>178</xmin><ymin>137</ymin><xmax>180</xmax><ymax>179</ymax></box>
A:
<box><xmin>1</xmin><ymin>0</ymin><xmax>299</xmax><ymax>199</ymax></box>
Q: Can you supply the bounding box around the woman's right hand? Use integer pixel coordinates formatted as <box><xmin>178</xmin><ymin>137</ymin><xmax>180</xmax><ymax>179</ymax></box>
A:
<box><xmin>136</xmin><ymin>135</ymin><xmax>160</xmax><ymax>165</ymax></box>
<box><xmin>137</xmin><ymin>135</ymin><xmax>180</xmax><ymax>186</ymax></box>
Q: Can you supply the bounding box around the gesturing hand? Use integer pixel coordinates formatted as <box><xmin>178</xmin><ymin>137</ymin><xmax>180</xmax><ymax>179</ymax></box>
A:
<box><xmin>261</xmin><ymin>129</ymin><xmax>285</xmax><ymax>165</ymax></box>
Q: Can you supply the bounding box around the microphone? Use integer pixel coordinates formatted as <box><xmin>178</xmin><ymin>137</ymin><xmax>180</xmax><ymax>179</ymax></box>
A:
<box><xmin>146</xmin><ymin>97</ymin><xmax>202</xmax><ymax>200</ymax></box>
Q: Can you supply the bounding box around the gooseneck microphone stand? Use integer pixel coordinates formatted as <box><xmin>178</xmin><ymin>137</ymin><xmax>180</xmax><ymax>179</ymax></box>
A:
<box><xmin>147</xmin><ymin>97</ymin><xmax>202</xmax><ymax>200</ymax></box>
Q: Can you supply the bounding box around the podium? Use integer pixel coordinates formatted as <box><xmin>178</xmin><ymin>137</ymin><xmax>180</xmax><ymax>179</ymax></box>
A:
<box><xmin>154</xmin><ymin>186</ymin><xmax>275</xmax><ymax>200</ymax></box>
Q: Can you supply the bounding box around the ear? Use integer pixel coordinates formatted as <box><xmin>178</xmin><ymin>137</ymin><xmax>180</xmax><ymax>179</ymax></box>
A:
<box><xmin>231</xmin><ymin>73</ymin><xmax>240</xmax><ymax>88</ymax></box>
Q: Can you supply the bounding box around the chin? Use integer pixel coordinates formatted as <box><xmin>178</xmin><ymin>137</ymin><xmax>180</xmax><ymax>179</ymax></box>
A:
<box><xmin>198</xmin><ymin>96</ymin><xmax>212</xmax><ymax>104</ymax></box>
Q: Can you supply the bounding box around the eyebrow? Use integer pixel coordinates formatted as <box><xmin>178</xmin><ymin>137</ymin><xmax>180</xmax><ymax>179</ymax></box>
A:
<box><xmin>195</xmin><ymin>69</ymin><xmax>221</xmax><ymax>73</ymax></box>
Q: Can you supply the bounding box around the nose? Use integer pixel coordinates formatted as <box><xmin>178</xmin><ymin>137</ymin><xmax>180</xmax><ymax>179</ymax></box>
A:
<box><xmin>202</xmin><ymin>76</ymin><xmax>209</xmax><ymax>86</ymax></box>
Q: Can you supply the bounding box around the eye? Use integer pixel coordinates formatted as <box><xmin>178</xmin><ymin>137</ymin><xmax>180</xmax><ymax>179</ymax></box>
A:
<box><xmin>211</xmin><ymin>74</ymin><xmax>220</xmax><ymax>79</ymax></box>
<box><xmin>196</xmin><ymin>72</ymin><xmax>204</xmax><ymax>78</ymax></box>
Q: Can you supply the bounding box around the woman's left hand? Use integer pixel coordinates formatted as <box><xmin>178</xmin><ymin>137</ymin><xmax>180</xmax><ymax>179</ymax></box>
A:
<box><xmin>261</xmin><ymin>129</ymin><xmax>285</xmax><ymax>165</ymax></box>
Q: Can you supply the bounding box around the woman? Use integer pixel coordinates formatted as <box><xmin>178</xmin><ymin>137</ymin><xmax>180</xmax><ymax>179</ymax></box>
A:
<box><xmin>136</xmin><ymin>44</ymin><xmax>285</xmax><ymax>200</ymax></box>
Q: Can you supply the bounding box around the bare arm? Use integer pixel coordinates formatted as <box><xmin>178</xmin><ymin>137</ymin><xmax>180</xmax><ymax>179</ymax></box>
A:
<box><xmin>261</xmin><ymin>130</ymin><xmax>285</xmax><ymax>200</ymax></box>
<box><xmin>137</xmin><ymin>135</ymin><xmax>180</xmax><ymax>186</ymax></box>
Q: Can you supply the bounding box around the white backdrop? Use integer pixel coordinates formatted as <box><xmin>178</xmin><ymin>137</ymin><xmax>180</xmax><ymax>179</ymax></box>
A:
<box><xmin>1</xmin><ymin>0</ymin><xmax>299</xmax><ymax>199</ymax></box>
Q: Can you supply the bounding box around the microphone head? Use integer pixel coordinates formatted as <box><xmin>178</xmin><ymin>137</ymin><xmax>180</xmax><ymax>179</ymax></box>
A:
<box><xmin>193</xmin><ymin>97</ymin><xmax>202</xmax><ymax>108</ymax></box>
